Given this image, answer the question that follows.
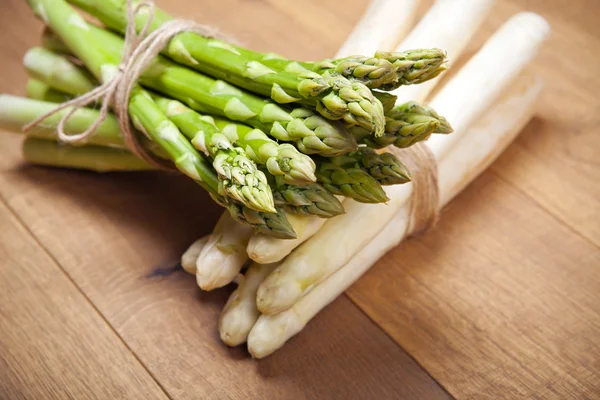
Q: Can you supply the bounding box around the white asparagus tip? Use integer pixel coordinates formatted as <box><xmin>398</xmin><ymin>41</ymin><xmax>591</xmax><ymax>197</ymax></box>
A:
<box><xmin>256</xmin><ymin>276</ymin><xmax>302</xmax><ymax>315</ymax></box>
<box><xmin>180</xmin><ymin>236</ymin><xmax>209</xmax><ymax>275</ymax></box>
<box><xmin>247</xmin><ymin>313</ymin><xmax>305</xmax><ymax>359</ymax></box>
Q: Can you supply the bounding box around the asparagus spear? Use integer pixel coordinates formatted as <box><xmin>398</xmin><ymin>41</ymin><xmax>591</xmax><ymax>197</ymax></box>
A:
<box><xmin>211</xmin><ymin>118</ymin><xmax>317</xmax><ymax>185</ymax></box>
<box><xmin>26</xmin><ymin>79</ymin><xmax>71</xmax><ymax>103</ymax></box>
<box><xmin>154</xmin><ymin>97</ymin><xmax>275</xmax><ymax>213</ymax></box>
<box><xmin>268</xmin><ymin>175</ymin><xmax>345</xmax><ymax>218</ymax></box>
<box><xmin>0</xmin><ymin>95</ymin><xmax>130</xmax><ymax>150</ymax></box>
<box><xmin>181</xmin><ymin>235</ymin><xmax>209</xmax><ymax>274</ymax></box>
<box><xmin>23</xmin><ymin>47</ymin><xmax>97</xmax><ymax>96</ymax></box>
<box><xmin>219</xmin><ymin>262</ymin><xmax>279</xmax><ymax>347</ymax></box>
<box><xmin>315</xmin><ymin>158</ymin><xmax>388</xmax><ymax>203</ymax></box>
<box><xmin>330</xmin><ymin>147</ymin><xmax>412</xmax><ymax>185</ymax></box>
<box><xmin>195</xmin><ymin>212</ymin><xmax>253</xmax><ymax>290</ymax></box>
<box><xmin>26</xmin><ymin>0</ymin><xmax>295</xmax><ymax>237</ymax></box>
<box><xmin>22</xmin><ymin>137</ymin><xmax>154</xmax><ymax>172</ymax></box>
<box><xmin>65</xmin><ymin>0</ymin><xmax>387</xmax><ymax>135</ymax></box>
<box><xmin>263</xmin><ymin>48</ymin><xmax>447</xmax><ymax>92</ymax></box>
<box><xmin>352</xmin><ymin>101</ymin><xmax>453</xmax><ymax>149</ymax></box>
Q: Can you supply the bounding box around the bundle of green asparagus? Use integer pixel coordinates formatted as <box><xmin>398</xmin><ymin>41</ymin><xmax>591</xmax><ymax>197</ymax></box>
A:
<box><xmin>0</xmin><ymin>0</ymin><xmax>452</xmax><ymax>241</ymax></box>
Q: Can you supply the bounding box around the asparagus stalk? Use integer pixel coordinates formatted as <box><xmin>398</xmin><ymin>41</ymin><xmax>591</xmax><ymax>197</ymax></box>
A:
<box><xmin>247</xmin><ymin>72</ymin><xmax>544</xmax><ymax>358</ymax></box>
<box><xmin>219</xmin><ymin>262</ymin><xmax>279</xmax><ymax>347</ymax></box>
<box><xmin>0</xmin><ymin>95</ymin><xmax>129</xmax><ymax>150</ymax></box>
<box><xmin>270</xmin><ymin>176</ymin><xmax>345</xmax><ymax>218</ymax></box>
<box><xmin>302</xmin><ymin>48</ymin><xmax>447</xmax><ymax>91</ymax></box>
<box><xmin>315</xmin><ymin>158</ymin><xmax>388</xmax><ymax>203</ymax></box>
<box><xmin>329</xmin><ymin>147</ymin><xmax>411</xmax><ymax>185</ymax></box>
<box><xmin>352</xmin><ymin>101</ymin><xmax>453</xmax><ymax>149</ymax></box>
<box><xmin>226</xmin><ymin>202</ymin><xmax>296</xmax><ymax>240</ymax></box>
<box><xmin>65</xmin><ymin>0</ymin><xmax>387</xmax><ymax>135</ymax></box>
<box><xmin>335</xmin><ymin>0</ymin><xmax>419</xmax><ymax>57</ymax></box>
<box><xmin>26</xmin><ymin>79</ymin><xmax>71</xmax><ymax>103</ymax></box>
<box><xmin>22</xmin><ymin>136</ymin><xmax>154</xmax><ymax>172</ymax></box>
<box><xmin>27</xmin><ymin>0</ymin><xmax>296</xmax><ymax>237</ymax></box>
<box><xmin>195</xmin><ymin>212</ymin><xmax>254</xmax><ymax>290</ymax></box>
<box><xmin>23</xmin><ymin>47</ymin><xmax>97</xmax><ymax>96</ymax></box>
<box><xmin>255</xmin><ymin>13</ymin><xmax>551</xmax><ymax>315</ymax></box>
<box><xmin>392</xmin><ymin>0</ymin><xmax>496</xmax><ymax>104</ymax></box>
<box><xmin>181</xmin><ymin>235</ymin><xmax>209</xmax><ymax>275</ymax></box>
<box><xmin>154</xmin><ymin>97</ymin><xmax>275</xmax><ymax>213</ymax></box>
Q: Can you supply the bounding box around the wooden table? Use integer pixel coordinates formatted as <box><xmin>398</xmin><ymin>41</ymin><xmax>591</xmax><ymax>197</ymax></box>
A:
<box><xmin>1</xmin><ymin>0</ymin><xmax>598</xmax><ymax>398</ymax></box>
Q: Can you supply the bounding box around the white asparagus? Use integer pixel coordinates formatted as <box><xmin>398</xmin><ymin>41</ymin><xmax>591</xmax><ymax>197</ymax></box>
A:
<box><xmin>247</xmin><ymin>212</ymin><xmax>327</xmax><ymax>264</ymax></box>
<box><xmin>393</xmin><ymin>0</ymin><xmax>496</xmax><ymax>104</ymax></box>
<box><xmin>336</xmin><ymin>0</ymin><xmax>419</xmax><ymax>57</ymax></box>
<box><xmin>246</xmin><ymin>1</ymin><xmax>421</xmax><ymax>264</ymax></box>
<box><xmin>219</xmin><ymin>262</ymin><xmax>280</xmax><ymax>346</ymax></box>
<box><xmin>181</xmin><ymin>235</ymin><xmax>209</xmax><ymax>274</ymax></box>
<box><xmin>195</xmin><ymin>212</ymin><xmax>253</xmax><ymax>290</ymax></box>
<box><xmin>255</xmin><ymin>13</ymin><xmax>551</xmax><ymax>315</ymax></box>
<box><xmin>248</xmin><ymin>71</ymin><xmax>544</xmax><ymax>358</ymax></box>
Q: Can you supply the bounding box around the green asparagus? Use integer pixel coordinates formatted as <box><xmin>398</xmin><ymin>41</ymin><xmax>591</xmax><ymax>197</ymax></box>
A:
<box><xmin>155</xmin><ymin>97</ymin><xmax>275</xmax><ymax>212</ymax></box>
<box><xmin>26</xmin><ymin>0</ymin><xmax>286</xmax><ymax>226</ymax></box>
<box><xmin>315</xmin><ymin>158</ymin><xmax>388</xmax><ymax>204</ymax></box>
<box><xmin>22</xmin><ymin>136</ymin><xmax>155</xmax><ymax>172</ymax></box>
<box><xmin>268</xmin><ymin>175</ymin><xmax>345</xmax><ymax>218</ymax></box>
<box><xmin>352</xmin><ymin>101</ymin><xmax>453</xmax><ymax>149</ymax></box>
<box><xmin>26</xmin><ymin>79</ymin><xmax>71</xmax><ymax>103</ymax></box>
<box><xmin>65</xmin><ymin>0</ymin><xmax>386</xmax><ymax>135</ymax></box>
<box><xmin>23</xmin><ymin>47</ymin><xmax>97</xmax><ymax>96</ymax></box>
<box><xmin>330</xmin><ymin>147</ymin><xmax>411</xmax><ymax>185</ymax></box>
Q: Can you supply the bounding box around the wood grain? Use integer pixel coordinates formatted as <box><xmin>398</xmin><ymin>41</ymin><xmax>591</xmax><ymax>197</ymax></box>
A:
<box><xmin>0</xmin><ymin>200</ymin><xmax>169</xmax><ymax>399</ymax></box>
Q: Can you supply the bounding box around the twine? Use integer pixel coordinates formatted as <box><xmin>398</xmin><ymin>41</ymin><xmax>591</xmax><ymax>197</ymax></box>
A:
<box><xmin>391</xmin><ymin>142</ymin><xmax>440</xmax><ymax>235</ymax></box>
<box><xmin>23</xmin><ymin>0</ymin><xmax>236</xmax><ymax>169</ymax></box>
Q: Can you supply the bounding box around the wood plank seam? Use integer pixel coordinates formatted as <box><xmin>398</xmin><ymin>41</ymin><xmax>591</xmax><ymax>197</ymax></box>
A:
<box><xmin>490</xmin><ymin>168</ymin><xmax>600</xmax><ymax>250</ymax></box>
<box><xmin>0</xmin><ymin>193</ymin><xmax>175</xmax><ymax>400</ymax></box>
<box><xmin>342</xmin><ymin>293</ymin><xmax>456</xmax><ymax>400</ymax></box>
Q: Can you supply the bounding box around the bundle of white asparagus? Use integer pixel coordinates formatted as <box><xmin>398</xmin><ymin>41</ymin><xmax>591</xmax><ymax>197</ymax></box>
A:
<box><xmin>182</xmin><ymin>0</ymin><xmax>550</xmax><ymax>357</ymax></box>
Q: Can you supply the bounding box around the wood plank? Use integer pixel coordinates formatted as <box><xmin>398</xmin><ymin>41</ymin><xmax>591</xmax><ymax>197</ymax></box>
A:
<box><xmin>0</xmin><ymin>200</ymin><xmax>168</xmax><ymax>399</ymax></box>
<box><xmin>0</xmin><ymin>131</ymin><xmax>451</xmax><ymax>399</ymax></box>
<box><xmin>347</xmin><ymin>169</ymin><xmax>600</xmax><ymax>399</ymax></box>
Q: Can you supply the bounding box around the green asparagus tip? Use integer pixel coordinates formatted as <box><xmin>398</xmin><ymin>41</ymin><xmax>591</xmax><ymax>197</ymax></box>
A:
<box><xmin>275</xmin><ymin>182</ymin><xmax>346</xmax><ymax>218</ymax></box>
<box><xmin>375</xmin><ymin>48</ymin><xmax>448</xmax><ymax>90</ymax></box>
<box><xmin>227</xmin><ymin>203</ymin><xmax>297</xmax><ymax>239</ymax></box>
<box><xmin>317</xmin><ymin>161</ymin><xmax>389</xmax><ymax>204</ymax></box>
<box><xmin>316</xmin><ymin>74</ymin><xmax>386</xmax><ymax>137</ymax></box>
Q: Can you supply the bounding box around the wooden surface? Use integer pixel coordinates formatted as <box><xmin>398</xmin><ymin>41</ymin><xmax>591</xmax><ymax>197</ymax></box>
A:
<box><xmin>0</xmin><ymin>0</ymin><xmax>598</xmax><ymax>399</ymax></box>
